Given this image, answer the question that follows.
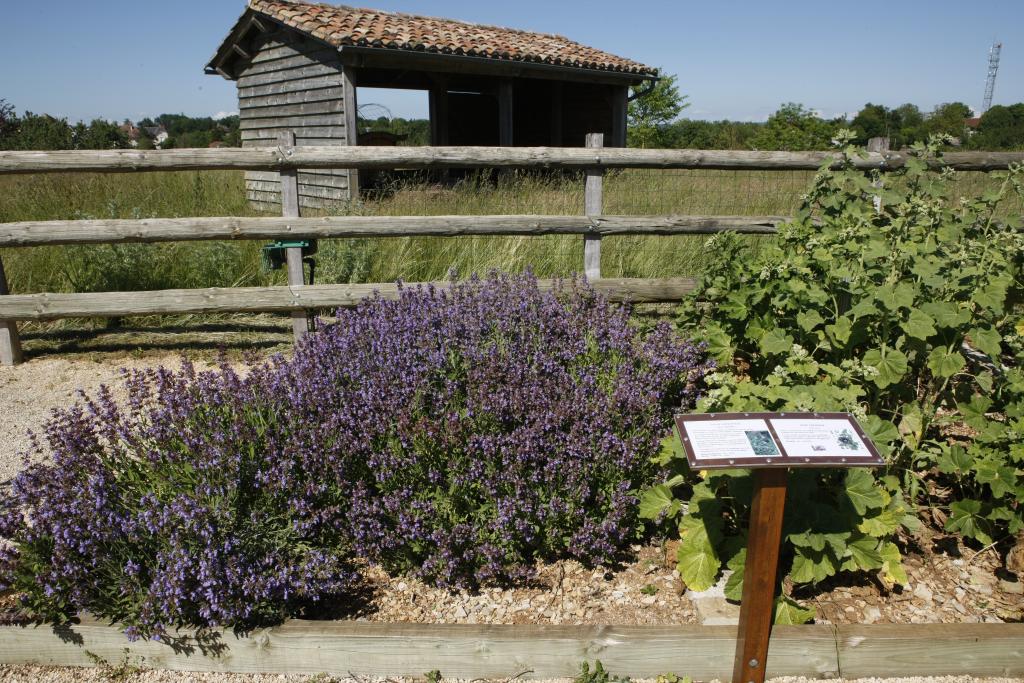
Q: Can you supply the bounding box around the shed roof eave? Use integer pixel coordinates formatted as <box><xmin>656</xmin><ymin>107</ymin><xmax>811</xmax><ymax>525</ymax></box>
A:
<box><xmin>337</xmin><ymin>45</ymin><xmax>654</xmax><ymax>87</ymax></box>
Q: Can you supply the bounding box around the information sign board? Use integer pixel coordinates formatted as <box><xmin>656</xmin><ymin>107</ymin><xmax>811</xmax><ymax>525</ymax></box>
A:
<box><xmin>674</xmin><ymin>412</ymin><xmax>883</xmax><ymax>470</ymax></box>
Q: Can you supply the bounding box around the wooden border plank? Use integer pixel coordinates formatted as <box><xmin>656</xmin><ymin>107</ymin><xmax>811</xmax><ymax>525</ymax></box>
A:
<box><xmin>835</xmin><ymin>623</ymin><xmax>1024</xmax><ymax>678</ymax></box>
<box><xmin>0</xmin><ymin>278</ymin><xmax>698</xmax><ymax>321</ymax></box>
<box><xmin>0</xmin><ymin>215</ymin><xmax>784</xmax><ymax>247</ymax></box>
<box><xmin>0</xmin><ymin>621</ymin><xmax>837</xmax><ymax>679</ymax></box>
<box><xmin>2</xmin><ymin>147</ymin><xmax>1021</xmax><ymax>174</ymax></box>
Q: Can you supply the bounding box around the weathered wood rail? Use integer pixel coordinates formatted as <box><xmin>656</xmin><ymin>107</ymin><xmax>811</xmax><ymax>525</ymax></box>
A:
<box><xmin>1</xmin><ymin>146</ymin><xmax>1022</xmax><ymax>174</ymax></box>
<box><xmin>0</xmin><ymin>215</ymin><xmax>784</xmax><ymax>247</ymax></box>
<box><xmin>0</xmin><ymin>619</ymin><xmax>1021</xmax><ymax>679</ymax></box>
<box><xmin>0</xmin><ymin>141</ymin><xmax>1020</xmax><ymax>365</ymax></box>
<box><xmin>0</xmin><ymin>278</ymin><xmax>698</xmax><ymax>321</ymax></box>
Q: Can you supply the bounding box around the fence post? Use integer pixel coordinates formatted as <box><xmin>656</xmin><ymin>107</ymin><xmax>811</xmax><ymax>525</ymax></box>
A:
<box><xmin>278</xmin><ymin>131</ymin><xmax>309</xmax><ymax>341</ymax></box>
<box><xmin>584</xmin><ymin>132</ymin><xmax>604</xmax><ymax>280</ymax></box>
<box><xmin>0</xmin><ymin>255</ymin><xmax>23</xmax><ymax>366</ymax></box>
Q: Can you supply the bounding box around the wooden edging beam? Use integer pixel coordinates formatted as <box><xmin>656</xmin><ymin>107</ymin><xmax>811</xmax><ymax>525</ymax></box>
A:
<box><xmin>0</xmin><ymin>621</ymin><xmax>1021</xmax><ymax>679</ymax></box>
<box><xmin>0</xmin><ymin>215</ymin><xmax>783</xmax><ymax>248</ymax></box>
<box><xmin>0</xmin><ymin>278</ymin><xmax>698</xmax><ymax>321</ymax></box>
<box><xmin>2</xmin><ymin>146</ymin><xmax>1022</xmax><ymax>174</ymax></box>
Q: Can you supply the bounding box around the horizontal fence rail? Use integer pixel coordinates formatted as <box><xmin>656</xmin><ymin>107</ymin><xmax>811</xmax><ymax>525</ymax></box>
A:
<box><xmin>1</xmin><ymin>138</ymin><xmax>1020</xmax><ymax>365</ymax></box>
<box><xmin>2</xmin><ymin>146</ymin><xmax>1023</xmax><ymax>174</ymax></box>
<box><xmin>0</xmin><ymin>278</ymin><xmax>698</xmax><ymax>321</ymax></box>
<box><xmin>0</xmin><ymin>214</ymin><xmax>784</xmax><ymax>247</ymax></box>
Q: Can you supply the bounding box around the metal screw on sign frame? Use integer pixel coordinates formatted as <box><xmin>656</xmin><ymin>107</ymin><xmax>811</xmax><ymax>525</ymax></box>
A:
<box><xmin>672</xmin><ymin>412</ymin><xmax>884</xmax><ymax>683</ymax></box>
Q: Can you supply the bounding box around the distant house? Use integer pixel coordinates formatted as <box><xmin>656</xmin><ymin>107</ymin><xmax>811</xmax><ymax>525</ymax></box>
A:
<box><xmin>142</xmin><ymin>126</ymin><xmax>170</xmax><ymax>148</ymax></box>
<box><xmin>206</xmin><ymin>0</ymin><xmax>656</xmax><ymax>208</ymax></box>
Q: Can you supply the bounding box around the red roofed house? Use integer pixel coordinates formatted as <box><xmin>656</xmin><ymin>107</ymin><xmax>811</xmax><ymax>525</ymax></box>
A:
<box><xmin>207</xmin><ymin>1</ymin><xmax>656</xmax><ymax>208</ymax></box>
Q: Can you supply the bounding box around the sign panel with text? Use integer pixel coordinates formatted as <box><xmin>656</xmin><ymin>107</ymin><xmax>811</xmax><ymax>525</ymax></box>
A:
<box><xmin>673</xmin><ymin>412</ymin><xmax>883</xmax><ymax>470</ymax></box>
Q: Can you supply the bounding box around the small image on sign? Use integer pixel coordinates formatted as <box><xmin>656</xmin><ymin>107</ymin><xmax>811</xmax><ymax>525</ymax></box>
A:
<box><xmin>745</xmin><ymin>430</ymin><xmax>780</xmax><ymax>456</ymax></box>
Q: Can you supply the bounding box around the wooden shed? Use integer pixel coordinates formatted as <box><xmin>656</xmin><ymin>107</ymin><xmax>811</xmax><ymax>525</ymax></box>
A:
<box><xmin>206</xmin><ymin>0</ymin><xmax>656</xmax><ymax>208</ymax></box>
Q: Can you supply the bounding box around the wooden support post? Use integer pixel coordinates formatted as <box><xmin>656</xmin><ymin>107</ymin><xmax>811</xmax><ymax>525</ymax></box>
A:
<box><xmin>584</xmin><ymin>132</ymin><xmax>604</xmax><ymax>280</ymax></box>
<box><xmin>0</xmin><ymin>255</ymin><xmax>23</xmax><ymax>366</ymax></box>
<box><xmin>611</xmin><ymin>86</ymin><xmax>628</xmax><ymax>148</ymax></box>
<box><xmin>498</xmin><ymin>80</ymin><xmax>514</xmax><ymax>146</ymax></box>
<box><xmin>429</xmin><ymin>81</ymin><xmax>450</xmax><ymax>146</ymax></box>
<box><xmin>550</xmin><ymin>82</ymin><xmax>564</xmax><ymax>146</ymax></box>
<box><xmin>277</xmin><ymin>132</ymin><xmax>308</xmax><ymax>341</ymax></box>
<box><xmin>733</xmin><ymin>468</ymin><xmax>789</xmax><ymax>683</ymax></box>
<box><xmin>342</xmin><ymin>65</ymin><xmax>360</xmax><ymax>199</ymax></box>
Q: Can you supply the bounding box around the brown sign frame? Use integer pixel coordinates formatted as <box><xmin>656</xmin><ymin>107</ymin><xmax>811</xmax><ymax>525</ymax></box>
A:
<box><xmin>674</xmin><ymin>411</ymin><xmax>883</xmax><ymax>470</ymax></box>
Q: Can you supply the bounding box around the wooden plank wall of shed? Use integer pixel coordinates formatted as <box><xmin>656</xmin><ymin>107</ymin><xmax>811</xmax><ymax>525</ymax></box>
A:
<box><xmin>238</xmin><ymin>29</ymin><xmax>353</xmax><ymax>209</ymax></box>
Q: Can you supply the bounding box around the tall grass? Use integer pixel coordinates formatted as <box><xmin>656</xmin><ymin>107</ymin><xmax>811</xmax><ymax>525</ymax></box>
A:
<box><xmin>1</xmin><ymin>167</ymin><xmax>1018</xmax><ymax>296</ymax></box>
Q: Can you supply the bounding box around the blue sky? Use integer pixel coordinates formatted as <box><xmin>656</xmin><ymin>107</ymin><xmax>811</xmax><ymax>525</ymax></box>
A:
<box><xmin>1</xmin><ymin>0</ymin><xmax>1021</xmax><ymax>123</ymax></box>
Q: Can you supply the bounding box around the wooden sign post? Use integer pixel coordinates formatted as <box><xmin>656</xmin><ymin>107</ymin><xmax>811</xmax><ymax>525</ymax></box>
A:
<box><xmin>672</xmin><ymin>412</ymin><xmax>883</xmax><ymax>683</ymax></box>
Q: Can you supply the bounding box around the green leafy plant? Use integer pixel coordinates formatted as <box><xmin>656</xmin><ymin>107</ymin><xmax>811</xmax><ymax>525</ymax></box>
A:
<box><xmin>575</xmin><ymin>660</ymin><xmax>630</xmax><ymax>683</ymax></box>
<box><xmin>642</xmin><ymin>134</ymin><xmax>1024</xmax><ymax>620</ymax></box>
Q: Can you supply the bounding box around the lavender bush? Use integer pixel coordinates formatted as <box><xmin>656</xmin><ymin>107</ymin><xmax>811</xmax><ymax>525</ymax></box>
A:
<box><xmin>0</xmin><ymin>271</ymin><xmax>709</xmax><ymax>634</ymax></box>
<box><xmin>283</xmin><ymin>273</ymin><xmax>710</xmax><ymax>586</ymax></box>
<box><xmin>0</xmin><ymin>360</ymin><xmax>358</xmax><ymax>639</ymax></box>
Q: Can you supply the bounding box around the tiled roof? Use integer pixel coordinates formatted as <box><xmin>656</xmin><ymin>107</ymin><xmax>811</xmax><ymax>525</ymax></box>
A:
<box><xmin>247</xmin><ymin>0</ymin><xmax>657</xmax><ymax>76</ymax></box>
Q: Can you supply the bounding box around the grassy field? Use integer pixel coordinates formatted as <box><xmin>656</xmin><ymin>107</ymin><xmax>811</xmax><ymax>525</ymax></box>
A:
<box><xmin>1</xmin><ymin>166</ymin><xmax>1019</xmax><ymax>296</ymax></box>
<box><xmin>0</xmin><ymin>165</ymin><xmax>1019</xmax><ymax>356</ymax></box>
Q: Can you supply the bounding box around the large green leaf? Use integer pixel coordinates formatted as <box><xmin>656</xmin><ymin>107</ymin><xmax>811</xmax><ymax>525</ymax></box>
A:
<box><xmin>879</xmin><ymin>541</ymin><xmax>908</xmax><ymax>586</ymax></box>
<box><xmin>875</xmin><ymin>283</ymin><xmax>915</xmax><ymax>311</ymax></box>
<box><xmin>773</xmin><ymin>596</ymin><xmax>815</xmax><ymax>625</ymax></box>
<box><xmin>862</xmin><ymin>347</ymin><xmax>909</xmax><ymax>388</ymax></box>
<box><xmin>968</xmin><ymin>326</ymin><xmax>1002</xmax><ymax>359</ymax></box>
<box><xmin>639</xmin><ymin>484</ymin><xmax>679</xmax><ymax>520</ymax></box>
<box><xmin>676</xmin><ymin>535</ymin><xmax>720</xmax><ymax>592</ymax></box>
<box><xmin>936</xmin><ymin>444</ymin><xmax>973</xmax><ymax>476</ymax></box>
<box><xmin>927</xmin><ymin>347</ymin><xmax>965</xmax><ymax>378</ymax></box>
<box><xmin>944</xmin><ymin>499</ymin><xmax>994</xmax><ymax>545</ymax></box>
<box><xmin>797</xmin><ymin>310</ymin><xmax>825</xmax><ymax>332</ymax></box>
<box><xmin>920</xmin><ymin>301</ymin><xmax>970</xmax><ymax>328</ymax></box>
<box><xmin>858</xmin><ymin>507</ymin><xmax>902</xmax><ymax>537</ymax></box>
<box><xmin>760</xmin><ymin>328</ymin><xmax>794</xmax><ymax>355</ymax></box>
<box><xmin>723</xmin><ymin>549</ymin><xmax>746</xmax><ymax>601</ymax></box>
<box><xmin>901</xmin><ymin>309</ymin><xmax>937</xmax><ymax>340</ymax></box>
<box><xmin>973</xmin><ymin>460</ymin><xmax>1018</xmax><ymax>499</ymax></box>
<box><xmin>790</xmin><ymin>548</ymin><xmax>835</xmax><ymax>584</ymax></box>
<box><xmin>847</xmin><ymin>536</ymin><xmax>884</xmax><ymax>570</ymax></box>
<box><xmin>844</xmin><ymin>469</ymin><xmax>885</xmax><ymax>515</ymax></box>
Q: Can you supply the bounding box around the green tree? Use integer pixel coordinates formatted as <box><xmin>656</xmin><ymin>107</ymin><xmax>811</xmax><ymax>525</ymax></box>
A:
<box><xmin>750</xmin><ymin>103</ymin><xmax>841</xmax><ymax>151</ymax></box>
<box><xmin>927</xmin><ymin>102</ymin><xmax>973</xmax><ymax>141</ymax></box>
<box><xmin>628</xmin><ymin>72</ymin><xmax>689</xmax><ymax>148</ymax></box>
<box><xmin>6</xmin><ymin>112</ymin><xmax>74</xmax><ymax>150</ymax></box>
<box><xmin>895</xmin><ymin>104</ymin><xmax>927</xmax><ymax>147</ymax></box>
<box><xmin>850</xmin><ymin>102</ymin><xmax>904</xmax><ymax>145</ymax></box>
<box><xmin>0</xmin><ymin>99</ymin><xmax>17</xmax><ymax>145</ymax></box>
<box><xmin>968</xmin><ymin>103</ymin><xmax>1024</xmax><ymax>150</ymax></box>
<box><xmin>72</xmin><ymin>119</ymin><xmax>129</xmax><ymax>150</ymax></box>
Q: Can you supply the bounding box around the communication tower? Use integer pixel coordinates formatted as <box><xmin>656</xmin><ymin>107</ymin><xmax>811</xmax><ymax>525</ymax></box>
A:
<box><xmin>982</xmin><ymin>42</ymin><xmax>1002</xmax><ymax>113</ymax></box>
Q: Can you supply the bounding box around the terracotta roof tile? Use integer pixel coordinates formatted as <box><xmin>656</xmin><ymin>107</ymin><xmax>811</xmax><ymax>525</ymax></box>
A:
<box><xmin>248</xmin><ymin>0</ymin><xmax>656</xmax><ymax>75</ymax></box>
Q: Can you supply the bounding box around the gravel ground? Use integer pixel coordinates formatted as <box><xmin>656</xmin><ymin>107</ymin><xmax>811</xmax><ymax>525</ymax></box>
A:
<box><xmin>0</xmin><ymin>355</ymin><xmax>225</xmax><ymax>486</ymax></box>
<box><xmin>0</xmin><ymin>670</ymin><xmax>1021</xmax><ymax>683</ymax></box>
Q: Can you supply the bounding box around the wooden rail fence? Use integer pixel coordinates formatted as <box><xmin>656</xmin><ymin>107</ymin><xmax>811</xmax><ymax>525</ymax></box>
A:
<box><xmin>1</xmin><ymin>141</ymin><xmax>1021</xmax><ymax>365</ymax></box>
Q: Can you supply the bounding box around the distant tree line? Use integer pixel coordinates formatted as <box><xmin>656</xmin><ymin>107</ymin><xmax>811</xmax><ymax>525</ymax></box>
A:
<box><xmin>3</xmin><ymin>83</ymin><xmax>1022</xmax><ymax>153</ymax></box>
<box><xmin>0</xmin><ymin>101</ymin><xmax>241</xmax><ymax>151</ymax></box>
<box><xmin>138</xmin><ymin>113</ymin><xmax>241</xmax><ymax>149</ymax></box>
<box><xmin>627</xmin><ymin>73</ymin><xmax>1024</xmax><ymax>151</ymax></box>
